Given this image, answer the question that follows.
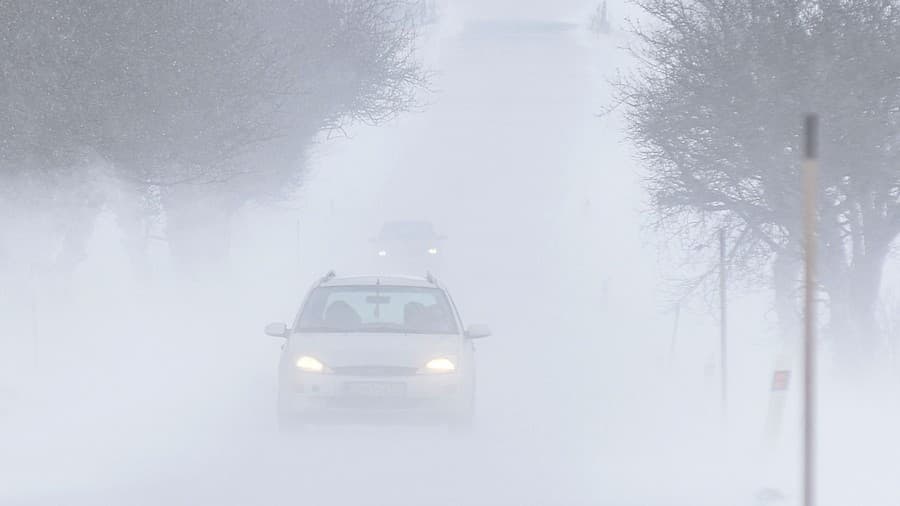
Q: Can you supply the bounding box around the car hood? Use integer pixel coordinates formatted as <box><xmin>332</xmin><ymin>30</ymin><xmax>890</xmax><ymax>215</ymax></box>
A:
<box><xmin>287</xmin><ymin>332</ymin><xmax>460</xmax><ymax>368</ymax></box>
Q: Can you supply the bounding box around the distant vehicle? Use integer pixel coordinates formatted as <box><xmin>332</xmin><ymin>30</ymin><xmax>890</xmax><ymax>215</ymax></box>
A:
<box><xmin>370</xmin><ymin>220</ymin><xmax>446</xmax><ymax>273</ymax></box>
<box><xmin>266</xmin><ymin>271</ymin><xmax>490</xmax><ymax>430</ymax></box>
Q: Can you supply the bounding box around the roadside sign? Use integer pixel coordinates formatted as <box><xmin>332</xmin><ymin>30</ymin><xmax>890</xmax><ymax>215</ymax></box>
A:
<box><xmin>771</xmin><ymin>370</ymin><xmax>791</xmax><ymax>391</ymax></box>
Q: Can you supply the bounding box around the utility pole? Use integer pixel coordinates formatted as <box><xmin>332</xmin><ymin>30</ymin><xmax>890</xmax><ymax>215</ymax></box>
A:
<box><xmin>719</xmin><ymin>228</ymin><xmax>728</xmax><ymax>417</ymax></box>
<box><xmin>599</xmin><ymin>1</ymin><xmax>610</xmax><ymax>33</ymax></box>
<box><xmin>802</xmin><ymin>114</ymin><xmax>818</xmax><ymax>506</ymax></box>
<box><xmin>591</xmin><ymin>1</ymin><xmax>611</xmax><ymax>35</ymax></box>
<box><xmin>669</xmin><ymin>302</ymin><xmax>681</xmax><ymax>359</ymax></box>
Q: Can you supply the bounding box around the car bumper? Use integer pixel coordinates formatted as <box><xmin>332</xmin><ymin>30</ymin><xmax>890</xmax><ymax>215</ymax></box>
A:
<box><xmin>278</xmin><ymin>372</ymin><xmax>470</xmax><ymax>425</ymax></box>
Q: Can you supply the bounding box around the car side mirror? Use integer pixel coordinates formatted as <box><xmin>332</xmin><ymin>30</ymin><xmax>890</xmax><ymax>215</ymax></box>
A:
<box><xmin>465</xmin><ymin>324</ymin><xmax>491</xmax><ymax>339</ymax></box>
<box><xmin>265</xmin><ymin>322</ymin><xmax>289</xmax><ymax>338</ymax></box>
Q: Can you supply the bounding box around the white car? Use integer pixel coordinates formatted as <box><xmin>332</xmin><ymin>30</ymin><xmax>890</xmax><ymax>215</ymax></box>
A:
<box><xmin>266</xmin><ymin>272</ymin><xmax>490</xmax><ymax>430</ymax></box>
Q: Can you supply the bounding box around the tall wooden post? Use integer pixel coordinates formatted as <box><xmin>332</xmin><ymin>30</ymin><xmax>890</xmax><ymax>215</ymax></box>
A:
<box><xmin>802</xmin><ymin>113</ymin><xmax>818</xmax><ymax>506</ymax></box>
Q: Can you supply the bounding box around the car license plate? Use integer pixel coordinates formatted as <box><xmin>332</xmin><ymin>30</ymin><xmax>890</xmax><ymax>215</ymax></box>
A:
<box><xmin>343</xmin><ymin>382</ymin><xmax>406</xmax><ymax>398</ymax></box>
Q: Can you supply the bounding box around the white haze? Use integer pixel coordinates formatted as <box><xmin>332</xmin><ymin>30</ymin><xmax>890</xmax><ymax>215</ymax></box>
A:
<box><xmin>2</xmin><ymin>2</ymin><xmax>899</xmax><ymax>506</ymax></box>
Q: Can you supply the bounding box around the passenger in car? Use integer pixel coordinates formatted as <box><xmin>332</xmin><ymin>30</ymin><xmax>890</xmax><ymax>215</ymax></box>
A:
<box><xmin>403</xmin><ymin>301</ymin><xmax>428</xmax><ymax>331</ymax></box>
<box><xmin>324</xmin><ymin>300</ymin><xmax>362</xmax><ymax>330</ymax></box>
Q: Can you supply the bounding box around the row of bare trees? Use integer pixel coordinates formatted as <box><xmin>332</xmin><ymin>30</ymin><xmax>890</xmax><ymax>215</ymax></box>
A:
<box><xmin>0</xmin><ymin>0</ymin><xmax>424</xmax><ymax>278</ymax></box>
<box><xmin>621</xmin><ymin>0</ymin><xmax>900</xmax><ymax>365</ymax></box>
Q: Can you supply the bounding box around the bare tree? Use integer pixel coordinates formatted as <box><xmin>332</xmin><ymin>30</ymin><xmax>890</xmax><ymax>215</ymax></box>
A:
<box><xmin>619</xmin><ymin>0</ymin><xmax>900</xmax><ymax>363</ymax></box>
<box><xmin>0</xmin><ymin>0</ymin><xmax>425</xmax><ymax>276</ymax></box>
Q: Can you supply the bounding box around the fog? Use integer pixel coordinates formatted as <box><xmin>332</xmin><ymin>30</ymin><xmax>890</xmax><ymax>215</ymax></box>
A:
<box><xmin>2</xmin><ymin>2</ymin><xmax>900</xmax><ymax>506</ymax></box>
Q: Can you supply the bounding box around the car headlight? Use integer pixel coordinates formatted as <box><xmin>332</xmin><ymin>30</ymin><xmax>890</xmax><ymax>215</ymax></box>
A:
<box><xmin>421</xmin><ymin>357</ymin><xmax>456</xmax><ymax>373</ymax></box>
<box><xmin>378</xmin><ymin>250</ymin><xmax>388</xmax><ymax>257</ymax></box>
<box><xmin>296</xmin><ymin>355</ymin><xmax>328</xmax><ymax>373</ymax></box>
<box><xmin>427</xmin><ymin>247</ymin><xmax>438</xmax><ymax>255</ymax></box>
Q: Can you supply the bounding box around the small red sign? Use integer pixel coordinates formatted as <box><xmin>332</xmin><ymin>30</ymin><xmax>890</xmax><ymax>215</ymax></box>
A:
<box><xmin>771</xmin><ymin>370</ymin><xmax>791</xmax><ymax>391</ymax></box>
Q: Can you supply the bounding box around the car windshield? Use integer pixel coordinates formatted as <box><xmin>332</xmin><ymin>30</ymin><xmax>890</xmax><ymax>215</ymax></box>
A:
<box><xmin>378</xmin><ymin>221</ymin><xmax>436</xmax><ymax>240</ymax></box>
<box><xmin>296</xmin><ymin>285</ymin><xmax>459</xmax><ymax>334</ymax></box>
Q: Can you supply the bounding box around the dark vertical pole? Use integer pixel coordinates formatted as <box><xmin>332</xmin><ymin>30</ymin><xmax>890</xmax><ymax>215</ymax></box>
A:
<box><xmin>719</xmin><ymin>228</ymin><xmax>727</xmax><ymax>417</ymax></box>
<box><xmin>669</xmin><ymin>302</ymin><xmax>681</xmax><ymax>358</ymax></box>
<box><xmin>802</xmin><ymin>114</ymin><xmax>818</xmax><ymax>506</ymax></box>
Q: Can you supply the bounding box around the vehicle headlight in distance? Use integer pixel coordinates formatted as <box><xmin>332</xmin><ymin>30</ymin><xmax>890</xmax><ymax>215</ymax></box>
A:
<box><xmin>423</xmin><ymin>357</ymin><xmax>455</xmax><ymax>373</ymax></box>
<box><xmin>378</xmin><ymin>250</ymin><xmax>388</xmax><ymax>257</ymax></box>
<box><xmin>296</xmin><ymin>356</ymin><xmax>327</xmax><ymax>373</ymax></box>
<box><xmin>427</xmin><ymin>247</ymin><xmax>438</xmax><ymax>255</ymax></box>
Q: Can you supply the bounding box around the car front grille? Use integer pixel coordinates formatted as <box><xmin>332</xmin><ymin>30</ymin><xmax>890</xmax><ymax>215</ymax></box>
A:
<box><xmin>316</xmin><ymin>397</ymin><xmax>428</xmax><ymax>410</ymax></box>
<box><xmin>331</xmin><ymin>366</ymin><xmax>419</xmax><ymax>377</ymax></box>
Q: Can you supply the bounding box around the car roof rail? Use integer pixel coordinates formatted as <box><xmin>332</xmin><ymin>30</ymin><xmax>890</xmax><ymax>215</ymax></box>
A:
<box><xmin>318</xmin><ymin>270</ymin><xmax>336</xmax><ymax>285</ymax></box>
